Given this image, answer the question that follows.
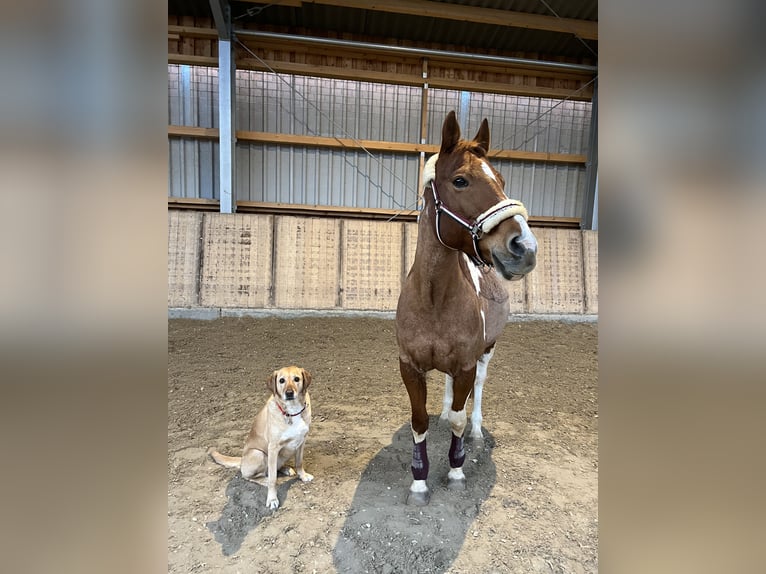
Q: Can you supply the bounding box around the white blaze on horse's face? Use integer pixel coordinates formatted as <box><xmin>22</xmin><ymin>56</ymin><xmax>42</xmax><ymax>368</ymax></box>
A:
<box><xmin>513</xmin><ymin>214</ymin><xmax>538</xmax><ymax>254</ymax></box>
<box><xmin>480</xmin><ymin>159</ymin><xmax>497</xmax><ymax>183</ymax></box>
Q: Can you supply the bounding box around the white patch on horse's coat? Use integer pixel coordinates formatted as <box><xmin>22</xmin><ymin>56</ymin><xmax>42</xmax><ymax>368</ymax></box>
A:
<box><xmin>471</xmin><ymin>348</ymin><xmax>495</xmax><ymax>438</ymax></box>
<box><xmin>447</xmin><ymin>408</ymin><xmax>467</xmax><ymax>437</ymax></box>
<box><xmin>464</xmin><ymin>254</ymin><xmax>481</xmax><ymax>295</ymax></box>
<box><xmin>423</xmin><ymin>154</ymin><xmax>439</xmax><ymax>185</ymax></box>
<box><xmin>514</xmin><ymin>214</ymin><xmax>538</xmax><ymax>251</ymax></box>
<box><xmin>411</xmin><ymin>428</ymin><xmax>428</xmax><ymax>444</ymax></box>
<box><xmin>480</xmin><ymin>159</ymin><xmax>497</xmax><ymax>182</ymax></box>
<box><xmin>440</xmin><ymin>374</ymin><xmax>454</xmax><ymax>420</ymax></box>
<box><xmin>410</xmin><ymin>479</ymin><xmax>428</xmax><ymax>493</ymax></box>
<box><xmin>448</xmin><ymin>467</ymin><xmax>466</xmax><ymax>481</ymax></box>
<box><xmin>462</xmin><ymin>254</ymin><xmax>487</xmax><ymax>341</ymax></box>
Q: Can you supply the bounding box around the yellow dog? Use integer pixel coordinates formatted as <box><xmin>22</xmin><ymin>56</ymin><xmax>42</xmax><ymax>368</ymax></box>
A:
<box><xmin>209</xmin><ymin>366</ymin><xmax>313</xmax><ymax>510</ymax></box>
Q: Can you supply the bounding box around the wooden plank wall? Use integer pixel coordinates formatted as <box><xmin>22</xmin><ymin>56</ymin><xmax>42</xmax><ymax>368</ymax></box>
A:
<box><xmin>168</xmin><ymin>211</ymin><xmax>598</xmax><ymax>315</ymax></box>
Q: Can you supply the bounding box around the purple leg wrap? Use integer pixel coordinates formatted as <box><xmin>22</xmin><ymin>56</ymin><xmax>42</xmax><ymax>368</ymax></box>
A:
<box><xmin>449</xmin><ymin>433</ymin><xmax>465</xmax><ymax>469</ymax></box>
<box><xmin>411</xmin><ymin>439</ymin><xmax>429</xmax><ymax>480</ymax></box>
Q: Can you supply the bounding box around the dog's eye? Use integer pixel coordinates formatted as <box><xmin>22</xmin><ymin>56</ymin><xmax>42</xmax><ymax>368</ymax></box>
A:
<box><xmin>293</xmin><ymin>376</ymin><xmax>300</xmax><ymax>382</ymax></box>
<box><xmin>278</xmin><ymin>377</ymin><xmax>285</xmax><ymax>384</ymax></box>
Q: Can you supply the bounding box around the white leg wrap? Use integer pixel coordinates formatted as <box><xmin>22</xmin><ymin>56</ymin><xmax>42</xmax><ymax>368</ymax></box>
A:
<box><xmin>410</xmin><ymin>479</ymin><xmax>428</xmax><ymax>493</ymax></box>
<box><xmin>448</xmin><ymin>467</ymin><xmax>465</xmax><ymax>481</ymax></box>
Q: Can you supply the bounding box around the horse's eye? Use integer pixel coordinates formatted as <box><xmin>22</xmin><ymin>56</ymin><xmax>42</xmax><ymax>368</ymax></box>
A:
<box><xmin>452</xmin><ymin>177</ymin><xmax>468</xmax><ymax>188</ymax></box>
<box><xmin>279</xmin><ymin>377</ymin><xmax>285</xmax><ymax>384</ymax></box>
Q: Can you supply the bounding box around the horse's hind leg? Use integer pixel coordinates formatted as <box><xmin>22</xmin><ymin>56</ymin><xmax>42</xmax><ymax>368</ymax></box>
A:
<box><xmin>446</xmin><ymin>365</ymin><xmax>477</xmax><ymax>490</ymax></box>
<box><xmin>400</xmin><ymin>359</ymin><xmax>430</xmax><ymax>506</ymax></box>
<box><xmin>470</xmin><ymin>346</ymin><xmax>495</xmax><ymax>439</ymax></box>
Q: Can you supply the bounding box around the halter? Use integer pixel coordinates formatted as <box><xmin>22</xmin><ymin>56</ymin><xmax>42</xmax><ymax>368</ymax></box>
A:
<box><xmin>428</xmin><ymin>177</ymin><xmax>528</xmax><ymax>268</ymax></box>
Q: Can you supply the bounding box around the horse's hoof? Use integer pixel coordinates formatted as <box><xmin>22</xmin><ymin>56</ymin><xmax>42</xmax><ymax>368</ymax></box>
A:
<box><xmin>447</xmin><ymin>477</ymin><xmax>466</xmax><ymax>491</ymax></box>
<box><xmin>406</xmin><ymin>489</ymin><xmax>431</xmax><ymax>506</ymax></box>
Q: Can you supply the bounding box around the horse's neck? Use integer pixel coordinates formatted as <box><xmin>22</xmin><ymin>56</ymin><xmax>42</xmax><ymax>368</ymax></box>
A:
<box><xmin>411</xmin><ymin>205</ymin><xmax>465</xmax><ymax>299</ymax></box>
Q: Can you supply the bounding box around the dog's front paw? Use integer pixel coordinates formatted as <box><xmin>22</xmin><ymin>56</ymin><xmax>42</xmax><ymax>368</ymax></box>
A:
<box><xmin>266</xmin><ymin>496</ymin><xmax>280</xmax><ymax>510</ymax></box>
<box><xmin>298</xmin><ymin>472</ymin><xmax>314</xmax><ymax>483</ymax></box>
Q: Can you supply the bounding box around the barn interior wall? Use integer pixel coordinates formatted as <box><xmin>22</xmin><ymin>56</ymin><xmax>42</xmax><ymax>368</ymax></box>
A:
<box><xmin>168</xmin><ymin>211</ymin><xmax>598</xmax><ymax>315</ymax></box>
<box><xmin>168</xmin><ymin>64</ymin><xmax>591</xmax><ymax>218</ymax></box>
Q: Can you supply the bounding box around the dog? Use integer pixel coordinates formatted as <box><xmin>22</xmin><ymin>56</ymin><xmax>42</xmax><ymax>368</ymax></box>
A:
<box><xmin>209</xmin><ymin>366</ymin><xmax>314</xmax><ymax>510</ymax></box>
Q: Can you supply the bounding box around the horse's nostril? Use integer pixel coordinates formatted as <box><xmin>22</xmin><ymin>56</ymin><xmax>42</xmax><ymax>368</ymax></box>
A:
<box><xmin>508</xmin><ymin>235</ymin><xmax>525</xmax><ymax>256</ymax></box>
<box><xmin>509</xmin><ymin>235</ymin><xmax>537</xmax><ymax>257</ymax></box>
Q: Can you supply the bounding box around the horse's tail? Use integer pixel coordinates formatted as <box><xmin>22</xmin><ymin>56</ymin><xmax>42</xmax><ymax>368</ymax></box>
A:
<box><xmin>207</xmin><ymin>447</ymin><xmax>241</xmax><ymax>469</ymax></box>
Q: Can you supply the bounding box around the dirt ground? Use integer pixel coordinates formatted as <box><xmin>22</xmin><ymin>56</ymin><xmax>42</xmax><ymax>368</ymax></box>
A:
<box><xmin>168</xmin><ymin>316</ymin><xmax>598</xmax><ymax>573</ymax></box>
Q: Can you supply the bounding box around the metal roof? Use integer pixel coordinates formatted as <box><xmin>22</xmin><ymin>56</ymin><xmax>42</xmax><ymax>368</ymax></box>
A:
<box><xmin>169</xmin><ymin>0</ymin><xmax>598</xmax><ymax>63</ymax></box>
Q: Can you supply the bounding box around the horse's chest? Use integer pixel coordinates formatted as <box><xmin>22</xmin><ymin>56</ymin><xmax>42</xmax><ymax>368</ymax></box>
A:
<box><xmin>405</xmin><ymin>307</ymin><xmax>486</xmax><ymax>368</ymax></box>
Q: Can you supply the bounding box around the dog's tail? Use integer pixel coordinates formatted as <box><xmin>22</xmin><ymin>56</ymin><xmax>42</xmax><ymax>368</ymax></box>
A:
<box><xmin>207</xmin><ymin>447</ymin><xmax>241</xmax><ymax>469</ymax></box>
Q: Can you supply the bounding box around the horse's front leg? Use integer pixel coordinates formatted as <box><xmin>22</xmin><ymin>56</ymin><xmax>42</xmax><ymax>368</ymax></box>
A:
<box><xmin>400</xmin><ymin>359</ymin><xmax>430</xmax><ymax>506</ymax></box>
<box><xmin>439</xmin><ymin>373</ymin><xmax>453</xmax><ymax>421</ymax></box>
<box><xmin>446</xmin><ymin>365</ymin><xmax>477</xmax><ymax>490</ymax></box>
<box><xmin>470</xmin><ymin>346</ymin><xmax>495</xmax><ymax>439</ymax></box>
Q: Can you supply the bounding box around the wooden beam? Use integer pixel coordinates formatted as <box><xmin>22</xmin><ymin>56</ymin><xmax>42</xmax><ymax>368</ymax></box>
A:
<box><xmin>248</xmin><ymin>0</ymin><xmax>302</xmax><ymax>6</ymax></box>
<box><xmin>235</xmin><ymin>57</ymin><xmax>591</xmax><ymax>100</ymax></box>
<box><xmin>237</xmin><ymin>130</ymin><xmax>433</xmax><ymax>153</ymax></box>
<box><xmin>168</xmin><ymin>51</ymin><xmax>592</xmax><ymax>100</ymax></box>
<box><xmin>167</xmin><ymin>25</ymin><xmax>218</xmax><ymax>39</ymax></box>
<box><xmin>167</xmin><ymin>198</ymin><xmax>582</xmax><ymax>228</ymax></box>
<box><xmin>168</xmin><ymin>125</ymin><xmax>587</xmax><ymax>165</ymax></box>
<box><xmin>236</xmin><ymin>57</ymin><xmax>423</xmax><ymax>87</ymax></box>
<box><xmin>168</xmin><ymin>126</ymin><xmax>219</xmax><ymax>139</ymax></box>
<box><xmin>426</xmin><ymin>75</ymin><xmax>592</xmax><ymax>101</ymax></box>
<box><xmin>239</xmin><ymin>0</ymin><xmax>597</xmax><ymax>40</ymax></box>
<box><xmin>168</xmin><ymin>54</ymin><xmax>217</xmax><ymax>66</ymax></box>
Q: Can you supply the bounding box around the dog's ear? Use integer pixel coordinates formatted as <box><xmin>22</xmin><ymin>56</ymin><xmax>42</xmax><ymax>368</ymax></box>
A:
<box><xmin>267</xmin><ymin>370</ymin><xmax>279</xmax><ymax>395</ymax></box>
<box><xmin>301</xmin><ymin>369</ymin><xmax>312</xmax><ymax>391</ymax></box>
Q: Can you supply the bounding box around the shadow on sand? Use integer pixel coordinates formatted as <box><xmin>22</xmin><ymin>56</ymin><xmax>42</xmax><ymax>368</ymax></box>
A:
<box><xmin>206</xmin><ymin>475</ymin><xmax>295</xmax><ymax>556</ymax></box>
<box><xmin>333</xmin><ymin>416</ymin><xmax>496</xmax><ymax>573</ymax></box>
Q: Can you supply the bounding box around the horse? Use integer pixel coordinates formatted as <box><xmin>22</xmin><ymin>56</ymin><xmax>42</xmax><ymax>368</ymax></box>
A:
<box><xmin>395</xmin><ymin>111</ymin><xmax>538</xmax><ymax>505</ymax></box>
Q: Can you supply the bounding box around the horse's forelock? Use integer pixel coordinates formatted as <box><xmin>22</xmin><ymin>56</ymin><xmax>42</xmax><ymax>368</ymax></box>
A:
<box><xmin>467</xmin><ymin>142</ymin><xmax>488</xmax><ymax>158</ymax></box>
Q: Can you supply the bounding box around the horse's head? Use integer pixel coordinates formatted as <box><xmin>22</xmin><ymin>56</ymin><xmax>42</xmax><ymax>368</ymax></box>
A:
<box><xmin>425</xmin><ymin>111</ymin><xmax>537</xmax><ymax>281</ymax></box>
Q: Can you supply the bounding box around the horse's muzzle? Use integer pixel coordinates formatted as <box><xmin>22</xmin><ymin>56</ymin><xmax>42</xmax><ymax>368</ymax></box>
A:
<box><xmin>492</xmin><ymin>248</ymin><xmax>536</xmax><ymax>281</ymax></box>
<box><xmin>490</xmin><ymin>217</ymin><xmax>537</xmax><ymax>280</ymax></box>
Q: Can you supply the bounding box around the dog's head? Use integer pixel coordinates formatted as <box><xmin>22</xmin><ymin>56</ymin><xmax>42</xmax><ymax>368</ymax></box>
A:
<box><xmin>267</xmin><ymin>366</ymin><xmax>312</xmax><ymax>404</ymax></box>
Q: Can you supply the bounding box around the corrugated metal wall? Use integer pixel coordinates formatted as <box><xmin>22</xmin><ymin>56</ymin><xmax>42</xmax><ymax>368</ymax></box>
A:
<box><xmin>168</xmin><ymin>64</ymin><xmax>592</xmax><ymax>217</ymax></box>
<box><xmin>427</xmin><ymin>88</ymin><xmax>590</xmax><ymax>217</ymax></box>
<box><xmin>168</xmin><ymin>64</ymin><xmax>219</xmax><ymax>199</ymax></box>
<box><xmin>236</xmin><ymin>146</ymin><xmax>417</xmax><ymax>209</ymax></box>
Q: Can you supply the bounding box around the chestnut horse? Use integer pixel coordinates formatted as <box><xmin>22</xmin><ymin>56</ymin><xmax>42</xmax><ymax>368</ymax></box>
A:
<box><xmin>395</xmin><ymin>111</ymin><xmax>538</xmax><ymax>505</ymax></box>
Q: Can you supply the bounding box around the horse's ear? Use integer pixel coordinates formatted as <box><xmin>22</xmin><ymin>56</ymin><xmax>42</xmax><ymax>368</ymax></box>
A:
<box><xmin>440</xmin><ymin>111</ymin><xmax>461</xmax><ymax>154</ymax></box>
<box><xmin>473</xmin><ymin>118</ymin><xmax>490</xmax><ymax>153</ymax></box>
